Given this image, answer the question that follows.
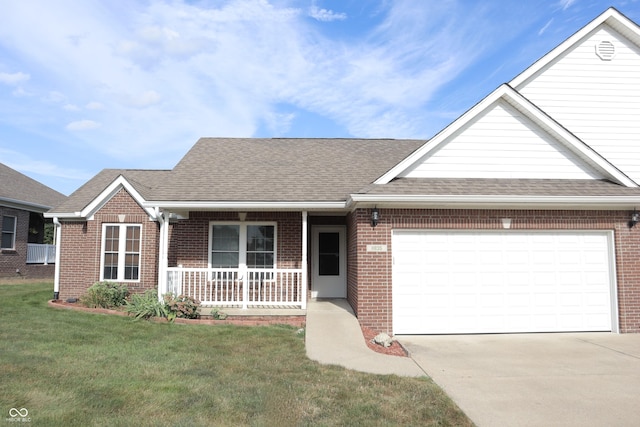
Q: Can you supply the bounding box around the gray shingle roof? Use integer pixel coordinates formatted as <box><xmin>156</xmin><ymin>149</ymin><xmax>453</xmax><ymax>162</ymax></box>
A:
<box><xmin>0</xmin><ymin>163</ymin><xmax>66</xmax><ymax>211</ymax></box>
<box><xmin>151</xmin><ymin>138</ymin><xmax>426</xmax><ymax>202</ymax></box>
<box><xmin>47</xmin><ymin>138</ymin><xmax>640</xmax><ymax>216</ymax></box>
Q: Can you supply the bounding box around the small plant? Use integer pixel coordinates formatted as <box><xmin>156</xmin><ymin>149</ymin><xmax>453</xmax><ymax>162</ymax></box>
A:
<box><xmin>164</xmin><ymin>294</ymin><xmax>200</xmax><ymax>322</ymax></box>
<box><xmin>83</xmin><ymin>281</ymin><xmax>129</xmax><ymax>309</ymax></box>
<box><xmin>210</xmin><ymin>308</ymin><xmax>228</xmax><ymax>320</ymax></box>
<box><xmin>126</xmin><ymin>290</ymin><xmax>167</xmax><ymax>321</ymax></box>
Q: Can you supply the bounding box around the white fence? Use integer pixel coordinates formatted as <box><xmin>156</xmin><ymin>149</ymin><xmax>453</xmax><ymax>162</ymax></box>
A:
<box><xmin>26</xmin><ymin>244</ymin><xmax>56</xmax><ymax>264</ymax></box>
<box><xmin>166</xmin><ymin>267</ymin><xmax>305</xmax><ymax>309</ymax></box>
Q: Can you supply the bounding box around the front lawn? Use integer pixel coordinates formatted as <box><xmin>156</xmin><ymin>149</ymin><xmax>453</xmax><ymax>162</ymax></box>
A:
<box><xmin>0</xmin><ymin>282</ymin><xmax>472</xmax><ymax>426</ymax></box>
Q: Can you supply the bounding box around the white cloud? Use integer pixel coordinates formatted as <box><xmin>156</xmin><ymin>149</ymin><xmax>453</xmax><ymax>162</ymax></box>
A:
<box><xmin>559</xmin><ymin>0</ymin><xmax>577</xmax><ymax>10</ymax></box>
<box><xmin>0</xmin><ymin>71</ymin><xmax>29</xmax><ymax>85</ymax></box>
<box><xmin>308</xmin><ymin>6</ymin><xmax>346</xmax><ymax>22</ymax></box>
<box><xmin>66</xmin><ymin>119</ymin><xmax>101</xmax><ymax>131</ymax></box>
<box><xmin>0</xmin><ymin>0</ymin><xmax>535</xmax><ymax>164</ymax></box>
<box><xmin>538</xmin><ymin>18</ymin><xmax>554</xmax><ymax>35</ymax></box>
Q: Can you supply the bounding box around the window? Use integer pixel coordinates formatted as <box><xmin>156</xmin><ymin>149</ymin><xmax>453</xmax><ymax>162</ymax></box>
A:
<box><xmin>1</xmin><ymin>216</ymin><xmax>16</xmax><ymax>250</ymax></box>
<box><xmin>101</xmin><ymin>224</ymin><xmax>141</xmax><ymax>281</ymax></box>
<box><xmin>210</xmin><ymin>223</ymin><xmax>276</xmax><ymax>269</ymax></box>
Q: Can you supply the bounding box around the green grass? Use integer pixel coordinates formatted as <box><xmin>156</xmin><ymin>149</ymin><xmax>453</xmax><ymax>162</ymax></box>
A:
<box><xmin>0</xmin><ymin>282</ymin><xmax>472</xmax><ymax>426</ymax></box>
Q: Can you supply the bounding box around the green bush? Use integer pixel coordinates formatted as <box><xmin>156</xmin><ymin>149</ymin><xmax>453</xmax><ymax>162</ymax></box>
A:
<box><xmin>125</xmin><ymin>290</ymin><xmax>168</xmax><ymax>321</ymax></box>
<box><xmin>83</xmin><ymin>282</ymin><xmax>129</xmax><ymax>309</ymax></box>
<box><xmin>164</xmin><ymin>294</ymin><xmax>200</xmax><ymax>322</ymax></box>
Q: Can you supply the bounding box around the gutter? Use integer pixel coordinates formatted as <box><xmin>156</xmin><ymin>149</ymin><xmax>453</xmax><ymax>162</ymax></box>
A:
<box><xmin>347</xmin><ymin>194</ymin><xmax>640</xmax><ymax>210</ymax></box>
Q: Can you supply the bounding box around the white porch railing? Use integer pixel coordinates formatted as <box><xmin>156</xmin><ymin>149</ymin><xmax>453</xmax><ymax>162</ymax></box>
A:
<box><xmin>166</xmin><ymin>267</ymin><xmax>305</xmax><ymax>309</ymax></box>
<box><xmin>26</xmin><ymin>244</ymin><xmax>56</xmax><ymax>264</ymax></box>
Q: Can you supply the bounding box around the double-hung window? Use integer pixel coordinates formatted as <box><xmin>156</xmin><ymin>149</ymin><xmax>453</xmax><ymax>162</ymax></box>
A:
<box><xmin>1</xmin><ymin>216</ymin><xmax>16</xmax><ymax>250</ymax></box>
<box><xmin>210</xmin><ymin>223</ymin><xmax>276</xmax><ymax>269</ymax></box>
<box><xmin>101</xmin><ymin>224</ymin><xmax>141</xmax><ymax>281</ymax></box>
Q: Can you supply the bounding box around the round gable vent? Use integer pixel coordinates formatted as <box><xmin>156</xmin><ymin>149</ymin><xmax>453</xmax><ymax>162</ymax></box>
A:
<box><xmin>595</xmin><ymin>40</ymin><xmax>615</xmax><ymax>61</ymax></box>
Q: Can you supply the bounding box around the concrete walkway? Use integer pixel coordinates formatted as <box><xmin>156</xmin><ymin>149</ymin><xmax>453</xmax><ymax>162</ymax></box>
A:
<box><xmin>305</xmin><ymin>299</ymin><xmax>425</xmax><ymax>377</ymax></box>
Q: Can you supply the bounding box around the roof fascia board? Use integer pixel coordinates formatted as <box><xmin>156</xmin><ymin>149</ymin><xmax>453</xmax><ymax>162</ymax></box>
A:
<box><xmin>0</xmin><ymin>197</ymin><xmax>52</xmax><ymax>213</ymax></box>
<box><xmin>80</xmin><ymin>175</ymin><xmax>156</xmax><ymax>220</ymax></box>
<box><xmin>349</xmin><ymin>193</ymin><xmax>640</xmax><ymax>209</ymax></box>
<box><xmin>144</xmin><ymin>201</ymin><xmax>348</xmax><ymax>211</ymax></box>
<box><xmin>510</xmin><ymin>8</ymin><xmax>639</xmax><ymax>88</ymax></box>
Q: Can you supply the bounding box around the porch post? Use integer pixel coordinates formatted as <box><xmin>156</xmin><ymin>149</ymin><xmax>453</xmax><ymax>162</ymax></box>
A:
<box><xmin>156</xmin><ymin>209</ymin><xmax>169</xmax><ymax>301</ymax></box>
<box><xmin>301</xmin><ymin>211</ymin><xmax>308</xmax><ymax>309</ymax></box>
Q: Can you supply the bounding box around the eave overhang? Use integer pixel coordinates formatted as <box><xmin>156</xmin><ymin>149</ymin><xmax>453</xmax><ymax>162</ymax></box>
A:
<box><xmin>348</xmin><ymin>194</ymin><xmax>640</xmax><ymax>210</ymax></box>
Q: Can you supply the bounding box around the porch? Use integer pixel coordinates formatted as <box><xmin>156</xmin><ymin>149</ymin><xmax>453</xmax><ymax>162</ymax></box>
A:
<box><xmin>166</xmin><ymin>267</ymin><xmax>306</xmax><ymax>309</ymax></box>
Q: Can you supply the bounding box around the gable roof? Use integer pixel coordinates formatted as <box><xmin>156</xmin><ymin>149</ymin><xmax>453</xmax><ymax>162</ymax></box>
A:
<box><xmin>0</xmin><ymin>163</ymin><xmax>66</xmax><ymax>212</ymax></box>
<box><xmin>147</xmin><ymin>138</ymin><xmax>425</xmax><ymax>204</ymax></box>
<box><xmin>374</xmin><ymin>84</ymin><xmax>636</xmax><ymax>187</ymax></box>
<box><xmin>510</xmin><ymin>7</ymin><xmax>640</xmax><ymax>89</ymax></box>
<box><xmin>47</xmin><ymin>169</ymin><xmax>171</xmax><ymax>218</ymax></box>
<box><xmin>47</xmin><ymin>139</ymin><xmax>425</xmax><ymax>216</ymax></box>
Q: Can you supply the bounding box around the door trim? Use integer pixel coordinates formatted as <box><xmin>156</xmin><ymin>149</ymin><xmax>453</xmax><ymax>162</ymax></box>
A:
<box><xmin>311</xmin><ymin>225</ymin><xmax>347</xmax><ymax>298</ymax></box>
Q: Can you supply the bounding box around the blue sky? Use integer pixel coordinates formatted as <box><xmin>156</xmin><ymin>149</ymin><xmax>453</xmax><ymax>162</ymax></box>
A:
<box><xmin>1</xmin><ymin>0</ymin><xmax>639</xmax><ymax>196</ymax></box>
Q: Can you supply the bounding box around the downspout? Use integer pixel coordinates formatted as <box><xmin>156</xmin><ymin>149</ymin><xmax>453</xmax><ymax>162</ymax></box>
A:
<box><xmin>52</xmin><ymin>217</ymin><xmax>62</xmax><ymax>300</ymax></box>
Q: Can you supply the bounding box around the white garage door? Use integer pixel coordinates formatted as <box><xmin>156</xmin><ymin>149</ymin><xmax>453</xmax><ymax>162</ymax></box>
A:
<box><xmin>393</xmin><ymin>231</ymin><xmax>616</xmax><ymax>334</ymax></box>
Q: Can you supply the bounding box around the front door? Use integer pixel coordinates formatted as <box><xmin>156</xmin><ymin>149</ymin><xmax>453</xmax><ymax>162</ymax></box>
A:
<box><xmin>311</xmin><ymin>226</ymin><xmax>346</xmax><ymax>298</ymax></box>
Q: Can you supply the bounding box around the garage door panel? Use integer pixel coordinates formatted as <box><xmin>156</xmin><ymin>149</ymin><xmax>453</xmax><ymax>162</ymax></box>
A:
<box><xmin>393</xmin><ymin>231</ymin><xmax>614</xmax><ymax>334</ymax></box>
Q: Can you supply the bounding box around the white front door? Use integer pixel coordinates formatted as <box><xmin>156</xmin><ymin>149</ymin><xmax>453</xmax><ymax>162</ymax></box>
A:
<box><xmin>312</xmin><ymin>226</ymin><xmax>347</xmax><ymax>298</ymax></box>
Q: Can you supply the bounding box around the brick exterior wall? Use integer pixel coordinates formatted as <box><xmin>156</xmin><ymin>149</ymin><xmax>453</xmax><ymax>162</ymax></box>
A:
<box><xmin>169</xmin><ymin>211</ymin><xmax>303</xmax><ymax>269</ymax></box>
<box><xmin>57</xmin><ymin>189</ymin><xmax>159</xmax><ymax>300</ymax></box>
<box><xmin>0</xmin><ymin>207</ymin><xmax>55</xmax><ymax>279</ymax></box>
<box><xmin>348</xmin><ymin>208</ymin><xmax>640</xmax><ymax>334</ymax></box>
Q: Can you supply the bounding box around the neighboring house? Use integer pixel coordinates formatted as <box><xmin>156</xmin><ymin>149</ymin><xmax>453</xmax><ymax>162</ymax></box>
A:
<box><xmin>47</xmin><ymin>8</ymin><xmax>640</xmax><ymax>334</ymax></box>
<box><xmin>0</xmin><ymin>163</ymin><xmax>66</xmax><ymax>278</ymax></box>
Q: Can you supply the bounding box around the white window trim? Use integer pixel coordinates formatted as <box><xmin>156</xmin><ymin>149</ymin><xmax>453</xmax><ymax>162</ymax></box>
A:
<box><xmin>208</xmin><ymin>221</ymin><xmax>277</xmax><ymax>270</ymax></box>
<box><xmin>100</xmin><ymin>223</ymin><xmax>142</xmax><ymax>282</ymax></box>
<box><xmin>1</xmin><ymin>215</ymin><xmax>17</xmax><ymax>250</ymax></box>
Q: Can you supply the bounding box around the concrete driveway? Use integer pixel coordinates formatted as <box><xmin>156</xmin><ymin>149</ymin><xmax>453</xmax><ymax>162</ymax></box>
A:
<box><xmin>398</xmin><ymin>333</ymin><xmax>640</xmax><ymax>427</ymax></box>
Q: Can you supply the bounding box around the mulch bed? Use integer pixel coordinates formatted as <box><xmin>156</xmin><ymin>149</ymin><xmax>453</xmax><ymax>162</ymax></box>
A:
<box><xmin>361</xmin><ymin>325</ymin><xmax>409</xmax><ymax>357</ymax></box>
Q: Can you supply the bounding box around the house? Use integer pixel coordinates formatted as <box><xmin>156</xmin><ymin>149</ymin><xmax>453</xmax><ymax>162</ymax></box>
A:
<box><xmin>46</xmin><ymin>8</ymin><xmax>640</xmax><ymax>334</ymax></box>
<box><xmin>1</xmin><ymin>163</ymin><xmax>66</xmax><ymax>278</ymax></box>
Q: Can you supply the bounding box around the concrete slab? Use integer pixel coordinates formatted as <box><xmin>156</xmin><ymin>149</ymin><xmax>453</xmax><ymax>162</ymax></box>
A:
<box><xmin>398</xmin><ymin>333</ymin><xmax>640</xmax><ymax>427</ymax></box>
<box><xmin>305</xmin><ymin>299</ymin><xmax>425</xmax><ymax>377</ymax></box>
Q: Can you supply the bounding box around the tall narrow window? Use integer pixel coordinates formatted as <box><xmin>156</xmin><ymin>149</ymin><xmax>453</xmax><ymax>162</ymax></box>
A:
<box><xmin>1</xmin><ymin>216</ymin><xmax>17</xmax><ymax>250</ymax></box>
<box><xmin>246</xmin><ymin>225</ymin><xmax>274</xmax><ymax>268</ymax></box>
<box><xmin>211</xmin><ymin>225</ymin><xmax>240</xmax><ymax>268</ymax></box>
<box><xmin>101</xmin><ymin>224</ymin><xmax>141</xmax><ymax>281</ymax></box>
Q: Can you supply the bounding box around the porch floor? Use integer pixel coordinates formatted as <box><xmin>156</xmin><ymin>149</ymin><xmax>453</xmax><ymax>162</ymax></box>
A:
<box><xmin>201</xmin><ymin>306</ymin><xmax>306</xmax><ymax>317</ymax></box>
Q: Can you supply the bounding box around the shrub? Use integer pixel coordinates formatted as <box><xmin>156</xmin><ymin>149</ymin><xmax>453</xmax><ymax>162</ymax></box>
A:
<box><xmin>163</xmin><ymin>294</ymin><xmax>200</xmax><ymax>322</ymax></box>
<box><xmin>126</xmin><ymin>290</ymin><xmax>167</xmax><ymax>321</ymax></box>
<box><xmin>83</xmin><ymin>282</ymin><xmax>129</xmax><ymax>309</ymax></box>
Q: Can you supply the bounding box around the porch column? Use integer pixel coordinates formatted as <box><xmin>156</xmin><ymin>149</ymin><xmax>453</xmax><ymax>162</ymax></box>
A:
<box><xmin>301</xmin><ymin>211</ymin><xmax>308</xmax><ymax>309</ymax></box>
<box><xmin>156</xmin><ymin>209</ymin><xmax>169</xmax><ymax>301</ymax></box>
<box><xmin>52</xmin><ymin>217</ymin><xmax>62</xmax><ymax>300</ymax></box>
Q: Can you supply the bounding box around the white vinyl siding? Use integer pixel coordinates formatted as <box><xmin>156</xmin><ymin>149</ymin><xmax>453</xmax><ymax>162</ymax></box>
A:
<box><xmin>516</xmin><ymin>24</ymin><xmax>640</xmax><ymax>184</ymax></box>
<box><xmin>400</xmin><ymin>100</ymin><xmax>601</xmax><ymax>180</ymax></box>
<box><xmin>392</xmin><ymin>230</ymin><xmax>616</xmax><ymax>335</ymax></box>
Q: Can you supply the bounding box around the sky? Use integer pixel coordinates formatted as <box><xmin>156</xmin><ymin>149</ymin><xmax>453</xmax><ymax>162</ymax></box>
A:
<box><xmin>1</xmin><ymin>0</ymin><xmax>639</xmax><ymax>196</ymax></box>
